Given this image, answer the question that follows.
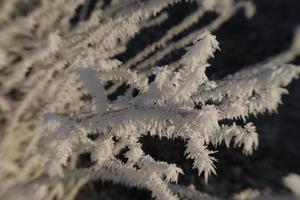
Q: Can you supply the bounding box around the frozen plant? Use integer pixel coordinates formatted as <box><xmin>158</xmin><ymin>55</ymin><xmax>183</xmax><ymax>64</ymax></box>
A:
<box><xmin>41</xmin><ymin>31</ymin><xmax>300</xmax><ymax>200</ymax></box>
<box><xmin>0</xmin><ymin>0</ymin><xmax>300</xmax><ymax>199</ymax></box>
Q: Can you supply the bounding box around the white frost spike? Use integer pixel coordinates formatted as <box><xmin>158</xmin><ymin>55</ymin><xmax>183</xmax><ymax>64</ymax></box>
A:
<box><xmin>72</xmin><ymin>59</ymin><xmax>107</xmax><ymax>113</ymax></box>
<box><xmin>182</xmin><ymin>30</ymin><xmax>219</xmax><ymax>66</ymax></box>
<box><xmin>172</xmin><ymin>31</ymin><xmax>219</xmax><ymax>104</ymax></box>
<box><xmin>125</xmin><ymin>144</ymin><xmax>144</xmax><ymax>162</ymax></box>
<box><xmin>155</xmin><ymin>67</ymin><xmax>173</xmax><ymax>90</ymax></box>
<box><xmin>164</xmin><ymin>164</ymin><xmax>183</xmax><ymax>183</ymax></box>
<box><xmin>234</xmin><ymin>123</ymin><xmax>258</xmax><ymax>155</ymax></box>
<box><xmin>185</xmin><ymin>138</ymin><xmax>217</xmax><ymax>182</ymax></box>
